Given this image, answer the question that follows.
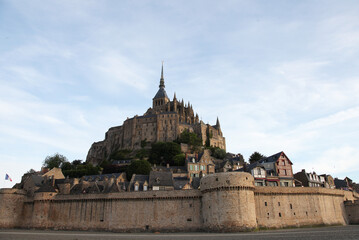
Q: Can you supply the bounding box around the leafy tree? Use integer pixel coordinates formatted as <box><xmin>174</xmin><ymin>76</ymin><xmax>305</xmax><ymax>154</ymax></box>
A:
<box><xmin>149</xmin><ymin>142</ymin><xmax>181</xmax><ymax>165</ymax></box>
<box><xmin>135</xmin><ymin>148</ymin><xmax>149</xmax><ymax>160</ymax></box>
<box><xmin>110</xmin><ymin>149</ymin><xmax>132</xmax><ymax>160</ymax></box>
<box><xmin>210</xmin><ymin>147</ymin><xmax>226</xmax><ymax>159</ymax></box>
<box><xmin>43</xmin><ymin>153</ymin><xmax>68</xmax><ymax>169</ymax></box>
<box><xmin>177</xmin><ymin>129</ymin><xmax>202</xmax><ymax>149</ymax></box>
<box><xmin>61</xmin><ymin>162</ymin><xmax>73</xmax><ymax>171</ymax></box>
<box><xmin>248</xmin><ymin>152</ymin><xmax>266</xmax><ymax>164</ymax></box>
<box><xmin>126</xmin><ymin>160</ymin><xmax>151</xmax><ymax>181</ymax></box>
<box><xmin>140</xmin><ymin>139</ymin><xmax>148</xmax><ymax>148</ymax></box>
<box><xmin>71</xmin><ymin>160</ymin><xmax>83</xmax><ymax>165</ymax></box>
<box><xmin>173</xmin><ymin>153</ymin><xmax>185</xmax><ymax>166</ymax></box>
<box><xmin>102</xmin><ymin>165</ymin><xmax>128</xmax><ymax>174</ymax></box>
<box><xmin>62</xmin><ymin>163</ymin><xmax>100</xmax><ymax>178</ymax></box>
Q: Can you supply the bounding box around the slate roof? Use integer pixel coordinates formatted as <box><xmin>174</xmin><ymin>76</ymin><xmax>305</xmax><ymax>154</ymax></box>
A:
<box><xmin>129</xmin><ymin>174</ymin><xmax>149</xmax><ymax>191</ymax></box>
<box><xmin>149</xmin><ymin>171</ymin><xmax>173</xmax><ymax>187</ymax></box>
<box><xmin>112</xmin><ymin>160</ymin><xmax>132</xmax><ymax>165</ymax></box>
<box><xmin>83</xmin><ymin>173</ymin><xmax>124</xmax><ymax>181</ymax></box>
<box><xmin>153</xmin><ymin>87</ymin><xmax>169</xmax><ymax>99</ymax></box>
<box><xmin>334</xmin><ymin>178</ymin><xmax>348</xmax><ymax>189</ymax></box>
<box><xmin>191</xmin><ymin>177</ymin><xmax>201</xmax><ymax>189</ymax></box>
<box><xmin>259</xmin><ymin>151</ymin><xmax>293</xmax><ymax>165</ymax></box>
<box><xmin>31</xmin><ymin>175</ymin><xmax>45</xmax><ymax>187</ymax></box>
<box><xmin>35</xmin><ymin>184</ymin><xmax>57</xmax><ymax>193</ymax></box>
<box><xmin>173</xmin><ymin>177</ymin><xmax>190</xmax><ymax>190</ymax></box>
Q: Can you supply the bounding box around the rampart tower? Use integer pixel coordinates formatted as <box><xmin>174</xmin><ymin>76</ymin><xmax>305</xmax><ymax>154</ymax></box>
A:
<box><xmin>200</xmin><ymin>172</ymin><xmax>257</xmax><ymax>231</ymax></box>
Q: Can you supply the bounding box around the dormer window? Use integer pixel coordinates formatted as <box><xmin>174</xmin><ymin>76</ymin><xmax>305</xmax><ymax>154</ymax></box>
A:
<box><xmin>134</xmin><ymin>181</ymin><xmax>139</xmax><ymax>191</ymax></box>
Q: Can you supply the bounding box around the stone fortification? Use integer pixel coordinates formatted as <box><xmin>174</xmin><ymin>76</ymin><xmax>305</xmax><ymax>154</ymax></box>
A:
<box><xmin>254</xmin><ymin>186</ymin><xmax>347</xmax><ymax>228</ymax></box>
<box><xmin>201</xmin><ymin>172</ymin><xmax>257</xmax><ymax>231</ymax></box>
<box><xmin>0</xmin><ymin>172</ymin><xmax>358</xmax><ymax>232</ymax></box>
<box><xmin>345</xmin><ymin>200</ymin><xmax>359</xmax><ymax>224</ymax></box>
<box><xmin>86</xmin><ymin>66</ymin><xmax>226</xmax><ymax>166</ymax></box>
<box><xmin>0</xmin><ymin>189</ymin><xmax>26</xmax><ymax>228</ymax></box>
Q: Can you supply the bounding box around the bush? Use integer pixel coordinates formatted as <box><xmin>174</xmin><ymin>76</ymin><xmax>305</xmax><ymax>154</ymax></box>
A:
<box><xmin>210</xmin><ymin>147</ymin><xmax>226</xmax><ymax>159</ymax></box>
<box><xmin>173</xmin><ymin>153</ymin><xmax>185</xmax><ymax>166</ymax></box>
<box><xmin>177</xmin><ymin>129</ymin><xmax>202</xmax><ymax>148</ymax></box>
<box><xmin>126</xmin><ymin>160</ymin><xmax>151</xmax><ymax>181</ymax></box>
<box><xmin>43</xmin><ymin>153</ymin><xmax>68</xmax><ymax>169</ymax></box>
<box><xmin>110</xmin><ymin>149</ymin><xmax>132</xmax><ymax>160</ymax></box>
<box><xmin>102</xmin><ymin>165</ymin><xmax>128</xmax><ymax>174</ymax></box>
<box><xmin>149</xmin><ymin>142</ymin><xmax>181</xmax><ymax>165</ymax></box>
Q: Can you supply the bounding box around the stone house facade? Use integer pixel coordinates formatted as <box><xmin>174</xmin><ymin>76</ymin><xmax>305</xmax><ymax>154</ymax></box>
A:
<box><xmin>186</xmin><ymin>149</ymin><xmax>215</xmax><ymax>179</ymax></box>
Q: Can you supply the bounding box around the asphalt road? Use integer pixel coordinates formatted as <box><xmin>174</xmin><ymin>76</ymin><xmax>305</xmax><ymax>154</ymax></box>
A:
<box><xmin>0</xmin><ymin>225</ymin><xmax>359</xmax><ymax>240</ymax></box>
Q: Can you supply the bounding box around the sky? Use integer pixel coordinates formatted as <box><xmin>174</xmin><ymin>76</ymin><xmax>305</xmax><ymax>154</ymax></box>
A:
<box><xmin>0</xmin><ymin>0</ymin><xmax>359</xmax><ymax>188</ymax></box>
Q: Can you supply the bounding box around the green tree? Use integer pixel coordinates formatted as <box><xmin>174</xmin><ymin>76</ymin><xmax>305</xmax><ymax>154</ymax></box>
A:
<box><xmin>248</xmin><ymin>152</ymin><xmax>266</xmax><ymax>164</ymax></box>
<box><xmin>210</xmin><ymin>147</ymin><xmax>226</xmax><ymax>159</ymax></box>
<box><xmin>62</xmin><ymin>163</ymin><xmax>100</xmax><ymax>178</ymax></box>
<box><xmin>177</xmin><ymin>129</ymin><xmax>202</xmax><ymax>148</ymax></box>
<box><xmin>135</xmin><ymin>148</ymin><xmax>149</xmax><ymax>160</ymax></box>
<box><xmin>43</xmin><ymin>153</ymin><xmax>68</xmax><ymax>169</ymax></box>
<box><xmin>173</xmin><ymin>153</ymin><xmax>185</xmax><ymax>166</ymax></box>
<box><xmin>61</xmin><ymin>162</ymin><xmax>72</xmax><ymax>171</ymax></box>
<box><xmin>126</xmin><ymin>160</ymin><xmax>151</xmax><ymax>181</ymax></box>
<box><xmin>149</xmin><ymin>142</ymin><xmax>181</xmax><ymax>165</ymax></box>
<box><xmin>71</xmin><ymin>160</ymin><xmax>83</xmax><ymax>166</ymax></box>
<box><xmin>110</xmin><ymin>149</ymin><xmax>132</xmax><ymax>160</ymax></box>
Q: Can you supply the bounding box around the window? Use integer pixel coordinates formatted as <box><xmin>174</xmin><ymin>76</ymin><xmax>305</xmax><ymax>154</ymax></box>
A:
<box><xmin>143</xmin><ymin>185</ymin><xmax>147</xmax><ymax>191</ymax></box>
<box><xmin>265</xmin><ymin>202</ymin><xmax>267</xmax><ymax>206</ymax></box>
<box><xmin>278</xmin><ymin>202</ymin><xmax>280</xmax><ymax>206</ymax></box>
<box><xmin>190</xmin><ymin>165</ymin><xmax>193</xmax><ymax>171</ymax></box>
<box><xmin>134</xmin><ymin>185</ymin><xmax>139</xmax><ymax>191</ymax></box>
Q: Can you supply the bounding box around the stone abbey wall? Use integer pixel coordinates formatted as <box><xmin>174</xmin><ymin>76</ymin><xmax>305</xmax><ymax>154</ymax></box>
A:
<box><xmin>1</xmin><ymin>172</ymin><xmax>358</xmax><ymax>232</ymax></box>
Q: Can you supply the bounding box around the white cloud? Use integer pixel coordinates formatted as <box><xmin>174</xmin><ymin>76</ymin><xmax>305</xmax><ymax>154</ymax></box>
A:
<box><xmin>295</xmin><ymin>146</ymin><xmax>359</xmax><ymax>177</ymax></box>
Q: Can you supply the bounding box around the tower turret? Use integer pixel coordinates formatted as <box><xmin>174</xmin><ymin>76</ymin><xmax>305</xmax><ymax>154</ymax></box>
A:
<box><xmin>152</xmin><ymin>62</ymin><xmax>170</xmax><ymax>111</ymax></box>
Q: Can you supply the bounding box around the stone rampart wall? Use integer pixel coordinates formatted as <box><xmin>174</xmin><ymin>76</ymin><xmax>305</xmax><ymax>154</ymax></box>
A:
<box><xmin>1</xmin><ymin>172</ymin><xmax>358</xmax><ymax>232</ymax></box>
<box><xmin>254</xmin><ymin>187</ymin><xmax>347</xmax><ymax>228</ymax></box>
<box><xmin>20</xmin><ymin>190</ymin><xmax>202</xmax><ymax>232</ymax></box>
<box><xmin>345</xmin><ymin>200</ymin><xmax>359</xmax><ymax>224</ymax></box>
<box><xmin>0</xmin><ymin>189</ymin><xmax>26</xmax><ymax>228</ymax></box>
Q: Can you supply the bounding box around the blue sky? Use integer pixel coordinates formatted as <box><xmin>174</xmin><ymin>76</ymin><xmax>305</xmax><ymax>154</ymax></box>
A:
<box><xmin>1</xmin><ymin>0</ymin><xmax>359</xmax><ymax>188</ymax></box>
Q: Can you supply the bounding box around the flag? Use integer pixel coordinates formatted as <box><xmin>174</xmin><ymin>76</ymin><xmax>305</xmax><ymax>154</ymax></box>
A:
<box><xmin>5</xmin><ymin>174</ymin><xmax>12</xmax><ymax>182</ymax></box>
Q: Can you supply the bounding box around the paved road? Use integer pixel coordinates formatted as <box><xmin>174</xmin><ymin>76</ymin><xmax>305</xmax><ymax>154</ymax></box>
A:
<box><xmin>1</xmin><ymin>225</ymin><xmax>359</xmax><ymax>240</ymax></box>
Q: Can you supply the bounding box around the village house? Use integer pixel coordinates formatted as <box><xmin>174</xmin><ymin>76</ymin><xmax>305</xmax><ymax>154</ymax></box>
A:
<box><xmin>256</xmin><ymin>151</ymin><xmax>295</xmax><ymax>187</ymax></box>
<box><xmin>294</xmin><ymin>170</ymin><xmax>322</xmax><ymax>187</ymax></box>
<box><xmin>185</xmin><ymin>149</ymin><xmax>215</xmax><ymax>179</ymax></box>
<box><xmin>320</xmin><ymin>174</ymin><xmax>335</xmax><ymax>189</ymax></box>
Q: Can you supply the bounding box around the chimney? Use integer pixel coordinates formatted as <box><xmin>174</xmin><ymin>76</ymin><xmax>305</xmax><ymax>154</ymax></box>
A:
<box><xmin>52</xmin><ymin>175</ymin><xmax>55</xmax><ymax>187</ymax></box>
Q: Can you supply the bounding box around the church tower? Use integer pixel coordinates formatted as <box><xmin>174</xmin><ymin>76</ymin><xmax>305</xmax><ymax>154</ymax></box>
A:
<box><xmin>153</xmin><ymin>63</ymin><xmax>170</xmax><ymax>112</ymax></box>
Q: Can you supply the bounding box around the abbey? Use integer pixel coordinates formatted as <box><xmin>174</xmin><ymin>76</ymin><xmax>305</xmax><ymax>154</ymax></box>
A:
<box><xmin>87</xmin><ymin>65</ymin><xmax>226</xmax><ymax>165</ymax></box>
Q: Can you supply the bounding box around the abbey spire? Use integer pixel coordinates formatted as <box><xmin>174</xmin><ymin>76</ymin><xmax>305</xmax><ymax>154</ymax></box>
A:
<box><xmin>159</xmin><ymin>61</ymin><xmax>165</xmax><ymax>88</ymax></box>
<box><xmin>153</xmin><ymin>62</ymin><xmax>169</xmax><ymax>110</ymax></box>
